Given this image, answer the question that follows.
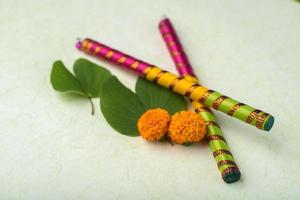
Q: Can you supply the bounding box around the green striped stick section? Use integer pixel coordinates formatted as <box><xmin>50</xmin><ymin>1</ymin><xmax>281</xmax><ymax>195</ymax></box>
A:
<box><xmin>200</xmin><ymin>90</ymin><xmax>274</xmax><ymax>131</ymax></box>
<box><xmin>193</xmin><ymin>101</ymin><xmax>241</xmax><ymax>183</ymax></box>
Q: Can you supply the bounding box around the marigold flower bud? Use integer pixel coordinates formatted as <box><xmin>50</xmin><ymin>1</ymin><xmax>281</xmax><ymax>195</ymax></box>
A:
<box><xmin>137</xmin><ymin>108</ymin><xmax>171</xmax><ymax>141</ymax></box>
<box><xmin>168</xmin><ymin>111</ymin><xmax>206</xmax><ymax>144</ymax></box>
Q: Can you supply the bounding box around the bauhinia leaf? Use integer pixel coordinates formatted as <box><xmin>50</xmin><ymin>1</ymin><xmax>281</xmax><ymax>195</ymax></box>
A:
<box><xmin>50</xmin><ymin>60</ymin><xmax>85</xmax><ymax>96</ymax></box>
<box><xmin>135</xmin><ymin>77</ymin><xmax>187</xmax><ymax>115</ymax></box>
<box><xmin>100</xmin><ymin>76</ymin><xmax>146</xmax><ymax>136</ymax></box>
<box><xmin>50</xmin><ymin>58</ymin><xmax>113</xmax><ymax>115</ymax></box>
<box><xmin>73</xmin><ymin>58</ymin><xmax>112</xmax><ymax>98</ymax></box>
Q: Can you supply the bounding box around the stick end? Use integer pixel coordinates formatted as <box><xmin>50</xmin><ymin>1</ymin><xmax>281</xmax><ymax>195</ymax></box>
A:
<box><xmin>263</xmin><ymin>115</ymin><xmax>275</xmax><ymax>131</ymax></box>
<box><xmin>75</xmin><ymin>39</ymin><xmax>82</xmax><ymax>50</ymax></box>
<box><xmin>223</xmin><ymin>171</ymin><xmax>241</xmax><ymax>184</ymax></box>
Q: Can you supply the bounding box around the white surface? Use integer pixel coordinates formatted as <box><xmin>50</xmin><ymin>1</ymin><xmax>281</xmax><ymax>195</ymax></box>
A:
<box><xmin>1</xmin><ymin>0</ymin><xmax>300</xmax><ymax>199</ymax></box>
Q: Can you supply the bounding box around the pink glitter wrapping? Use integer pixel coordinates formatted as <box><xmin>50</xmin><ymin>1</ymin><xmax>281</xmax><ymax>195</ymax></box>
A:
<box><xmin>159</xmin><ymin>18</ymin><xmax>195</xmax><ymax>77</ymax></box>
<box><xmin>76</xmin><ymin>39</ymin><xmax>151</xmax><ymax>75</ymax></box>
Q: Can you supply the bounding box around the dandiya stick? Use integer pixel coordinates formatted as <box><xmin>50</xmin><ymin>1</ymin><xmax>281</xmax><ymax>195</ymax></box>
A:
<box><xmin>75</xmin><ymin>38</ymin><xmax>274</xmax><ymax>131</ymax></box>
<box><xmin>159</xmin><ymin>17</ymin><xmax>240</xmax><ymax>183</ymax></box>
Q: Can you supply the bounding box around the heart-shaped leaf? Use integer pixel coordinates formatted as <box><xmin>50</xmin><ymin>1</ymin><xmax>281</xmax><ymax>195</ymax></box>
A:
<box><xmin>100</xmin><ymin>76</ymin><xmax>146</xmax><ymax>136</ymax></box>
<box><xmin>50</xmin><ymin>61</ymin><xmax>85</xmax><ymax>96</ymax></box>
<box><xmin>73</xmin><ymin>58</ymin><xmax>111</xmax><ymax>98</ymax></box>
<box><xmin>135</xmin><ymin>77</ymin><xmax>187</xmax><ymax>115</ymax></box>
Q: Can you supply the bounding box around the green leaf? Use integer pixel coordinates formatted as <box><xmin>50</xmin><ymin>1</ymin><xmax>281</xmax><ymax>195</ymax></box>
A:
<box><xmin>50</xmin><ymin>60</ymin><xmax>85</xmax><ymax>96</ymax></box>
<box><xmin>100</xmin><ymin>76</ymin><xmax>146</xmax><ymax>136</ymax></box>
<box><xmin>50</xmin><ymin>59</ymin><xmax>113</xmax><ymax>115</ymax></box>
<box><xmin>135</xmin><ymin>77</ymin><xmax>187</xmax><ymax>115</ymax></box>
<box><xmin>73</xmin><ymin>58</ymin><xmax>112</xmax><ymax>98</ymax></box>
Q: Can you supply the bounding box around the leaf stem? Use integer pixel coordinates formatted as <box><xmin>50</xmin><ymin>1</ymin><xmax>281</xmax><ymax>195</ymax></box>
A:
<box><xmin>88</xmin><ymin>97</ymin><xmax>95</xmax><ymax>115</ymax></box>
<box><xmin>165</xmin><ymin>135</ymin><xmax>174</xmax><ymax>146</ymax></box>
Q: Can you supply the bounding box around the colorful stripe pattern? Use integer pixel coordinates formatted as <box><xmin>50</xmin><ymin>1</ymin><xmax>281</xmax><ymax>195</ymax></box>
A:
<box><xmin>159</xmin><ymin>18</ymin><xmax>195</xmax><ymax>77</ymax></box>
<box><xmin>194</xmin><ymin>101</ymin><xmax>240</xmax><ymax>183</ymax></box>
<box><xmin>77</xmin><ymin>38</ymin><xmax>151</xmax><ymax>75</ymax></box>
<box><xmin>76</xmin><ymin>38</ymin><xmax>274</xmax><ymax>131</ymax></box>
<box><xmin>159</xmin><ymin>17</ymin><xmax>240</xmax><ymax>183</ymax></box>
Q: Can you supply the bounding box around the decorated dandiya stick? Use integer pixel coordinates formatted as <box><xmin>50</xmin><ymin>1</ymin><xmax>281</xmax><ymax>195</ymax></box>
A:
<box><xmin>159</xmin><ymin>17</ymin><xmax>241</xmax><ymax>183</ymax></box>
<box><xmin>75</xmin><ymin>38</ymin><xmax>274</xmax><ymax>131</ymax></box>
<box><xmin>158</xmin><ymin>17</ymin><xmax>196</xmax><ymax>80</ymax></box>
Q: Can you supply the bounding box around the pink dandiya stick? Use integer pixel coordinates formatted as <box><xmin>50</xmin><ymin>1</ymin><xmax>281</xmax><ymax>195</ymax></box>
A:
<box><xmin>75</xmin><ymin>38</ymin><xmax>274</xmax><ymax>131</ymax></box>
<box><xmin>159</xmin><ymin>17</ymin><xmax>241</xmax><ymax>183</ymax></box>
<box><xmin>75</xmin><ymin>39</ymin><xmax>150</xmax><ymax>75</ymax></box>
<box><xmin>158</xmin><ymin>18</ymin><xmax>195</xmax><ymax>77</ymax></box>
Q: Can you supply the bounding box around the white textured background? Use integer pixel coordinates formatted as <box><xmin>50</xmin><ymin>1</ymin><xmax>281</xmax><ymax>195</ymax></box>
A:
<box><xmin>1</xmin><ymin>0</ymin><xmax>300</xmax><ymax>199</ymax></box>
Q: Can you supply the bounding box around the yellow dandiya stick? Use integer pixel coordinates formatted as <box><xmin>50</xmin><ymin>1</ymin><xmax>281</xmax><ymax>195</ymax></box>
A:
<box><xmin>159</xmin><ymin>17</ymin><xmax>241</xmax><ymax>183</ymax></box>
<box><xmin>75</xmin><ymin>38</ymin><xmax>274</xmax><ymax>132</ymax></box>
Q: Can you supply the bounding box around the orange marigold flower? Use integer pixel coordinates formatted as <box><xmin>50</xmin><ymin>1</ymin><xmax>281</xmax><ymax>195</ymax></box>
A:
<box><xmin>137</xmin><ymin>108</ymin><xmax>171</xmax><ymax>141</ymax></box>
<box><xmin>168</xmin><ymin>111</ymin><xmax>206</xmax><ymax>144</ymax></box>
